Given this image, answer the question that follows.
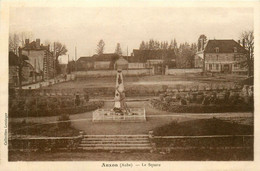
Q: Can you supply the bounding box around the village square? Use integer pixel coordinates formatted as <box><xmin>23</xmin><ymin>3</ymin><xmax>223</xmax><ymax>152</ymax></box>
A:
<box><xmin>7</xmin><ymin>7</ymin><xmax>254</xmax><ymax>161</ymax></box>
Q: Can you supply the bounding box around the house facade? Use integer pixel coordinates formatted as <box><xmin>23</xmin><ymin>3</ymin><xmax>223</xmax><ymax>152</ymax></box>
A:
<box><xmin>203</xmin><ymin>40</ymin><xmax>248</xmax><ymax>74</ymax></box>
<box><xmin>21</xmin><ymin>39</ymin><xmax>54</xmax><ymax>81</ymax></box>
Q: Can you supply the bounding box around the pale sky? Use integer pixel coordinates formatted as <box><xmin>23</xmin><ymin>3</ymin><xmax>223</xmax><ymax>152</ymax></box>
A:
<box><xmin>9</xmin><ymin>7</ymin><xmax>253</xmax><ymax>63</ymax></box>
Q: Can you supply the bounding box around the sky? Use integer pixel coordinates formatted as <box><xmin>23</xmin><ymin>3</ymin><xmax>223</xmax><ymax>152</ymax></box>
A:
<box><xmin>9</xmin><ymin>7</ymin><xmax>253</xmax><ymax>63</ymax></box>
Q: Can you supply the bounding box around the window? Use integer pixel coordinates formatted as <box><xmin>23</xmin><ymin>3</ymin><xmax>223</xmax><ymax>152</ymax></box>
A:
<box><xmin>209</xmin><ymin>64</ymin><xmax>212</xmax><ymax>70</ymax></box>
<box><xmin>215</xmin><ymin>47</ymin><xmax>219</xmax><ymax>53</ymax></box>
<box><xmin>234</xmin><ymin>63</ymin><xmax>239</xmax><ymax>69</ymax></box>
<box><xmin>216</xmin><ymin>55</ymin><xmax>219</xmax><ymax>61</ymax></box>
<box><xmin>234</xmin><ymin>47</ymin><xmax>237</xmax><ymax>53</ymax></box>
<box><xmin>216</xmin><ymin>64</ymin><xmax>219</xmax><ymax>70</ymax></box>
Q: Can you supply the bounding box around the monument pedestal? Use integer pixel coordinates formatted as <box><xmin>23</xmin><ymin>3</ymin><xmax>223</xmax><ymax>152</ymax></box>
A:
<box><xmin>92</xmin><ymin>69</ymin><xmax>146</xmax><ymax>122</ymax></box>
<box><xmin>92</xmin><ymin>108</ymin><xmax>146</xmax><ymax>122</ymax></box>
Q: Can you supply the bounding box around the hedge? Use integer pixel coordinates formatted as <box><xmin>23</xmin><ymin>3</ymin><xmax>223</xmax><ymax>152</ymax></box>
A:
<box><xmin>150</xmin><ymin>99</ymin><xmax>253</xmax><ymax>113</ymax></box>
<box><xmin>9</xmin><ymin>101</ymin><xmax>104</xmax><ymax>118</ymax></box>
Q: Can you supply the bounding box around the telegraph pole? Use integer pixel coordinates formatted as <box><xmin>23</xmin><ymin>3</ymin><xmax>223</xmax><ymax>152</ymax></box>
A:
<box><xmin>67</xmin><ymin>54</ymin><xmax>69</xmax><ymax>74</ymax></box>
<box><xmin>75</xmin><ymin>46</ymin><xmax>77</xmax><ymax>72</ymax></box>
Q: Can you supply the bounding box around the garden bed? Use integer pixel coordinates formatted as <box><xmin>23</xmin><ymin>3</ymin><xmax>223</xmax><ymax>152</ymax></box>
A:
<box><xmin>153</xmin><ymin>118</ymin><xmax>253</xmax><ymax>136</ymax></box>
<box><xmin>151</xmin><ymin>118</ymin><xmax>253</xmax><ymax>150</ymax></box>
<box><xmin>9</xmin><ymin>101</ymin><xmax>104</xmax><ymax>118</ymax></box>
<box><xmin>9</xmin><ymin>121</ymin><xmax>80</xmax><ymax>137</ymax></box>
<box><xmin>150</xmin><ymin>99</ymin><xmax>253</xmax><ymax>113</ymax></box>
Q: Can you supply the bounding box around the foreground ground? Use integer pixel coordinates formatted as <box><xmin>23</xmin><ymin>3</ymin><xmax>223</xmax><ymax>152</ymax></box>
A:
<box><xmin>9</xmin><ymin>101</ymin><xmax>253</xmax><ymax>135</ymax></box>
<box><xmin>9</xmin><ymin>148</ymin><xmax>253</xmax><ymax>161</ymax></box>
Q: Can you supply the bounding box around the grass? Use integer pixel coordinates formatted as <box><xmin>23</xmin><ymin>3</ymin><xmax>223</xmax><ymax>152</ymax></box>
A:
<box><xmin>153</xmin><ymin>118</ymin><xmax>253</xmax><ymax>136</ymax></box>
<box><xmin>47</xmin><ymin>74</ymin><xmax>247</xmax><ymax>90</ymax></box>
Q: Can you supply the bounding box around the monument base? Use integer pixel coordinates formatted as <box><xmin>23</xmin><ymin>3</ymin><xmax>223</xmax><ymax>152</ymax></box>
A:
<box><xmin>92</xmin><ymin>108</ymin><xmax>146</xmax><ymax>122</ymax></box>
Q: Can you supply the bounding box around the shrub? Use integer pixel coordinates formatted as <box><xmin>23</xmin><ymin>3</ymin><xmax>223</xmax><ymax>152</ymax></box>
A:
<box><xmin>180</xmin><ymin>99</ymin><xmax>187</xmax><ymax>105</ymax></box>
<box><xmin>57</xmin><ymin>114</ymin><xmax>71</xmax><ymax>129</ymax></box>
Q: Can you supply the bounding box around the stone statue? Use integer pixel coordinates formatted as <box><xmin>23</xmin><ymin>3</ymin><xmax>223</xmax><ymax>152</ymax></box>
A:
<box><xmin>114</xmin><ymin>70</ymin><xmax>129</xmax><ymax>114</ymax></box>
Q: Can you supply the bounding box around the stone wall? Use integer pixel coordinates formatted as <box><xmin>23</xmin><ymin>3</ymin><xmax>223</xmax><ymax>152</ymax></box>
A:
<box><xmin>75</xmin><ymin>68</ymin><xmax>153</xmax><ymax>78</ymax></box>
<box><xmin>165</xmin><ymin>68</ymin><xmax>203</xmax><ymax>75</ymax></box>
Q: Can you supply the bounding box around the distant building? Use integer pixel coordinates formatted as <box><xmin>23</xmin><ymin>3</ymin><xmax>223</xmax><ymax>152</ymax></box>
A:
<box><xmin>76</xmin><ymin>50</ymin><xmax>176</xmax><ymax>74</ymax></box>
<box><xmin>114</xmin><ymin>57</ymin><xmax>128</xmax><ymax>70</ymax></box>
<box><xmin>195</xmin><ymin>35</ymin><xmax>207</xmax><ymax>68</ymax></box>
<box><xmin>132</xmin><ymin>49</ymin><xmax>176</xmax><ymax>74</ymax></box>
<box><xmin>9</xmin><ymin>51</ymin><xmax>33</xmax><ymax>86</ymax></box>
<box><xmin>76</xmin><ymin>56</ymin><xmax>94</xmax><ymax>70</ymax></box>
<box><xmin>21</xmin><ymin>39</ymin><xmax>54</xmax><ymax>81</ymax></box>
<box><xmin>201</xmin><ymin>39</ymin><xmax>248</xmax><ymax>74</ymax></box>
<box><xmin>92</xmin><ymin>53</ymin><xmax>119</xmax><ymax>70</ymax></box>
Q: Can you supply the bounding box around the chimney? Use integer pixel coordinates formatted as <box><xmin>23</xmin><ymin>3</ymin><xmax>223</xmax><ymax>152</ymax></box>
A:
<box><xmin>36</xmin><ymin>39</ymin><xmax>40</xmax><ymax>49</ymax></box>
<box><xmin>242</xmin><ymin>39</ymin><xmax>245</xmax><ymax>48</ymax></box>
<box><xmin>238</xmin><ymin>40</ymin><xmax>240</xmax><ymax>45</ymax></box>
<box><xmin>25</xmin><ymin>39</ymin><xmax>29</xmax><ymax>46</ymax></box>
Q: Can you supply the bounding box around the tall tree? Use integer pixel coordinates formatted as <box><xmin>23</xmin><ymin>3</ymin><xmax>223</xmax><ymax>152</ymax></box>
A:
<box><xmin>148</xmin><ymin>39</ymin><xmax>155</xmax><ymax>50</ymax></box>
<box><xmin>96</xmin><ymin>39</ymin><xmax>105</xmax><ymax>55</ymax></box>
<box><xmin>240</xmin><ymin>30</ymin><xmax>254</xmax><ymax>77</ymax></box>
<box><xmin>53</xmin><ymin>42</ymin><xmax>68</xmax><ymax>74</ymax></box>
<box><xmin>154</xmin><ymin>40</ymin><xmax>160</xmax><ymax>50</ymax></box>
<box><xmin>115</xmin><ymin>43</ymin><xmax>122</xmax><ymax>56</ymax></box>
<box><xmin>139</xmin><ymin>41</ymin><xmax>146</xmax><ymax>50</ymax></box>
<box><xmin>173</xmin><ymin>39</ymin><xmax>178</xmax><ymax>50</ymax></box>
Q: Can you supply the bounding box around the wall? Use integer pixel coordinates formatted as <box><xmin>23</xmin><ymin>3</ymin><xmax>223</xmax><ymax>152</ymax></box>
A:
<box><xmin>194</xmin><ymin>52</ymin><xmax>204</xmax><ymax>68</ymax></box>
<box><xmin>94</xmin><ymin>61</ymin><xmax>110</xmax><ymax>69</ymax></box>
<box><xmin>128</xmin><ymin>63</ymin><xmax>146</xmax><ymax>69</ymax></box>
<box><xmin>165</xmin><ymin>68</ymin><xmax>202</xmax><ymax>75</ymax></box>
<box><xmin>22</xmin><ymin>50</ymin><xmax>45</xmax><ymax>73</ymax></box>
<box><xmin>75</xmin><ymin>68</ymin><xmax>153</xmax><ymax>77</ymax></box>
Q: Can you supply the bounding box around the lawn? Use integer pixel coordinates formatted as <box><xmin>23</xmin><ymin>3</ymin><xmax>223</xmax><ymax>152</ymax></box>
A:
<box><xmin>47</xmin><ymin>74</ymin><xmax>247</xmax><ymax>90</ymax></box>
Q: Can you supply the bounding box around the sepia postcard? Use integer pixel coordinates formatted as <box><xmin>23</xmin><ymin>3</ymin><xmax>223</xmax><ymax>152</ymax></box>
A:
<box><xmin>0</xmin><ymin>0</ymin><xmax>260</xmax><ymax>170</ymax></box>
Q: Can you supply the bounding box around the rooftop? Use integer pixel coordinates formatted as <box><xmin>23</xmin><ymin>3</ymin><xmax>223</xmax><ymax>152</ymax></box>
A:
<box><xmin>204</xmin><ymin>39</ymin><xmax>248</xmax><ymax>53</ymax></box>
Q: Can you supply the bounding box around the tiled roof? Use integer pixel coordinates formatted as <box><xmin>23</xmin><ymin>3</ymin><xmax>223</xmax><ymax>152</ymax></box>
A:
<box><xmin>204</xmin><ymin>40</ymin><xmax>248</xmax><ymax>53</ymax></box>
<box><xmin>77</xmin><ymin>56</ymin><xmax>94</xmax><ymax>62</ymax></box>
<box><xmin>22</xmin><ymin>41</ymin><xmax>49</xmax><ymax>51</ymax></box>
<box><xmin>92</xmin><ymin>53</ymin><xmax>119</xmax><ymax>61</ymax></box>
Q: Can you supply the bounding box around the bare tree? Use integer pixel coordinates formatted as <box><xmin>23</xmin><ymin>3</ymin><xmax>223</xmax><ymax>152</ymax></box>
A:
<box><xmin>115</xmin><ymin>43</ymin><xmax>122</xmax><ymax>56</ymax></box>
<box><xmin>240</xmin><ymin>30</ymin><xmax>254</xmax><ymax>77</ymax></box>
<box><xmin>96</xmin><ymin>39</ymin><xmax>105</xmax><ymax>55</ymax></box>
<box><xmin>9</xmin><ymin>32</ymin><xmax>34</xmax><ymax>54</ymax></box>
<box><xmin>9</xmin><ymin>33</ymin><xmax>19</xmax><ymax>55</ymax></box>
<box><xmin>53</xmin><ymin>42</ymin><xmax>68</xmax><ymax>74</ymax></box>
